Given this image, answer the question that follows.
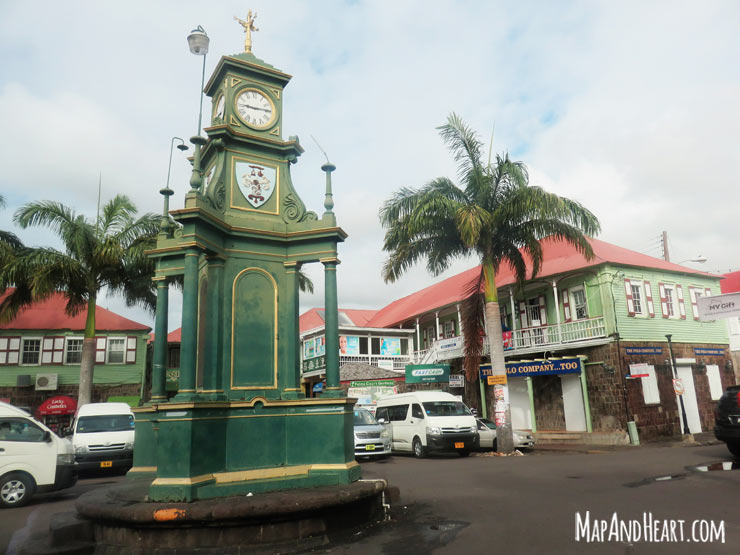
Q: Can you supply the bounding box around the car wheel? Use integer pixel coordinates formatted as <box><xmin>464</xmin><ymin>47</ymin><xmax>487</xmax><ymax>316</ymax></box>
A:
<box><xmin>492</xmin><ymin>438</ymin><xmax>498</xmax><ymax>451</ymax></box>
<box><xmin>727</xmin><ymin>441</ymin><xmax>740</xmax><ymax>458</ymax></box>
<box><xmin>0</xmin><ymin>473</ymin><xmax>35</xmax><ymax>508</ymax></box>
<box><xmin>413</xmin><ymin>437</ymin><xmax>426</xmax><ymax>459</ymax></box>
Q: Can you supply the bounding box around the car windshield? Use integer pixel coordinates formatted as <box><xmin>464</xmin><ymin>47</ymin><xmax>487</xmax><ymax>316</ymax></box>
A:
<box><xmin>480</xmin><ymin>419</ymin><xmax>496</xmax><ymax>430</ymax></box>
<box><xmin>353</xmin><ymin>410</ymin><xmax>378</xmax><ymax>426</ymax></box>
<box><xmin>422</xmin><ymin>401</ymin><xmax>471</xmax><ymax>417</ymax></box>
<box><xmin>76</xmin><ymin>414</ymin><xmax>134</xmax><ymax>433</ymax></box>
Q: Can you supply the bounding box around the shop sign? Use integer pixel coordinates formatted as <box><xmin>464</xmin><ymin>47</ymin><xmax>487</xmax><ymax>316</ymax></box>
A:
<box><xmin>350</xmin><ymin>380</ymin><xmax>397</xmax><ymax>388</ymax></box>
<box><xmin>405</xmin><ymin>364</ymin><xmax>450</xmax><ymax>384</ymax></box>
<box><xmin>36</xmin><ymin>395</ymin><xmax>77</xmax><ymax>416</ymax></box>
<box><xmin>437</xmin><ymin>337</ymin><xmax>463</xmax><ymax>360</ymax></box>
<box><xmin>449</xmin><ymin>374</ymin><xmax>465</xmax><ymax>388</ymax></box>
<box><xmin>673</xmin><ymin>378</ymin><xmax>685</xmax><ymax>395</ymax></box>
<box><xmin>480</xmin><ymin>358</ymin><xmax>582</xmax><ymax>379</ymax></box>
<box><xmin>694</xmin><ymin>347</ymin><xmax>725</xmax><ymax>356</ymax></box>
<box><xmin>302</xmin><ymin>355</ymin><xmax>326</xmax><ymax>372</ymax></box>
<box><xmin>487</xmin><ymin>374</ymin><xmax>507</xmax><ymax>385</ymax></box>
<box><xmin>698</xmin><ymin>292</ymin><xmax>740</xmax><ymax>321</ymax></box>
<box><xmin>624</xmin><ymin>347</ymin><xmax>663</xmax><ymax>355</ymax></box>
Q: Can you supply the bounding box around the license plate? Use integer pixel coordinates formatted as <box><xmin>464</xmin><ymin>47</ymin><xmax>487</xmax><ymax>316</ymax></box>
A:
<box><xmin>455</xmin><ymin>442</ymin><xmax>464</xmax><ymax>449</ymax></box>
<box><xmin>100</xmin><ymin>461</ymin><xmax>113</xmax><ymax>468</ymax></box>
<box><xmin>365</xmin><ymin>444</ymin><xmax>376</xmax><ymax>451</ymax></box>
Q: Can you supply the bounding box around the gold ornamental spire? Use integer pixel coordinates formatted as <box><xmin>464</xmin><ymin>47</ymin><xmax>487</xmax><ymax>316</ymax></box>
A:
<box><xmin>234</xmin><ymin>10</ymin><xmax>259</xmax><ymax>54</ymax></box>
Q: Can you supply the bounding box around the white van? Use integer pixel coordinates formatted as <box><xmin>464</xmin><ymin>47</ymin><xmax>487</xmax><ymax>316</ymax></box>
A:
<box><xmin>375</xmin><ymin>391</ymin><xmax>478</xmax><ymax>458</ymax></box>
<box><xmin>70</xmin><ymin>402</ymin><xmax>135</xmax><ymax>472</ymax></box>
<box><xmin>0</xmin><ymin>401</ymin><xmax>76</xmax><ymax>508</ymax></box>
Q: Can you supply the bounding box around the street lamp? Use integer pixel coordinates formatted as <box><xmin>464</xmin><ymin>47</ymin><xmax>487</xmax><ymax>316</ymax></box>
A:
<box><xmin>159</xmin><ymin>137</ymin><xmax>188</xmax><ymax>233</ymax></box>
<box><xmin>665</xmin><ymin>334</ymin><xmax>691</xmax><ymax>436</ymax></box>
<box><xmin>187</xmin><ymin>25</ymin><xmax>210</xmax><ymax>137</ymax></box>
<box><xmin>186</xmin><ymin>25</ymin><xmax>210</xmax><ymax>193</ymax></box>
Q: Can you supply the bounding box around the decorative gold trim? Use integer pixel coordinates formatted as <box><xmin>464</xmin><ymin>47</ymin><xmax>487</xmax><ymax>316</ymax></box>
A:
<box><xmin>269</xmin><ymin>87</ymin><xmax>281</xmax><ymax>99</ymax></box>
<box><xmin>128</xmin><ymin>466</ymin><xmax>157</xmax><ymax>473</ymax></box>
<box><xmin>231</xmin><ymin>268</ymin><xmax>278</xmax><ymax>390</ymax></box>
<box><xmin>283</xmin><ymin>261</ymin><xmax>299</xmax><ymax>268</ymax></box>
<box><xmin>282</xmin><ymin>387</ymin><xmax>302</xmax><ymax>391</ymax></box>
<box><xmin>178</xmin><ymin>389</ymin><xmax>196</xmax><ymax>393</ymax></box>
<box><xmin>151</xmin><ymin>461</ymin><xmax>357</xmax><ymax>487</ymax></box>
<box><xmin>153</xmin><ymin>411</ymin><xmax>352</xmax><ymax>423</ymax></box>
<box><xmin>269</xmin><ymin>127</ymin><xmax>280</xmax><ymax>136</ymax></box>
<box><xmin>197</xmin><ymin>389</ymin><xmax>224</xmax><ymax>393</ymax></box>
<box><xmin>229</xmin><ymin>154</ymin><xmax>280</xmax><ymax>216</ymax></box>
<box><xmin>229</xmin><ymin>115</ymin><xmax>241</xmax><ymax>127</ymax></box>
<box><xmin>223</xmin><ymin>55</ymin><xmax>292</xmax><ymax>80</ymax></box>
<box><xmin>152</xmin><ymin>397</ymin><xmax>354</xmax><ymax>410</ymax></box>
<box><xmin>180</xmin><ymin>234</ymin><xmax>224</xmax><ymax>253</ymax></box>
<box><xmin>233</xmin><ymin>87</ymin><xmax>277</xmax><ymax>130</ymax></box>
<box><xmin>230</xmin><ymin>77</ymin><xmax>242</xmax><ymax>87</ymax></box>
<box><xmin>155</xmin><ymin>266</ymin><xmax>185</xmax><ymax>274</ymax></box>
<box><xmin>319</xmin><ymin>257</ymin><xmax>341</xmax><ymax>264</ymax></box>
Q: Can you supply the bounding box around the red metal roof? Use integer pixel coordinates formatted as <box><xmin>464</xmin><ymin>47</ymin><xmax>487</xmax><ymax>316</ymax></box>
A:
<box><xmin>365</xmin><ymin>236</ymin><xmax>718</xmax><ymax>328</ymax></box>
<box><xmin>299</xmin><ymin>308</ymin><xmax>378</xmax><ymax>334</ymax></box>
<box><xmin>720</xmin><ymin>270</ymin><xmax>740</xmax><ymax>294</ymax></box>
<box><xmin>0</xmin><ymin>290</ymin><xmax>150</xmax><ymax>332</ymax></box>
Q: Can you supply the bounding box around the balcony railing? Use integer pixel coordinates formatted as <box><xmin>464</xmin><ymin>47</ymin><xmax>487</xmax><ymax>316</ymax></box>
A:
<box><xmin>412</xmin><ymin>316</ymin><xmax>608</xmax><ymax>363</ymax></box>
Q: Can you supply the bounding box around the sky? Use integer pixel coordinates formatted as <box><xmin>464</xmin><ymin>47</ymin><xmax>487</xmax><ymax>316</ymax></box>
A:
<box><xmin>1</xmin><ymin>0</ymin><xmax>738</xmax><ymax>331</ymax></box>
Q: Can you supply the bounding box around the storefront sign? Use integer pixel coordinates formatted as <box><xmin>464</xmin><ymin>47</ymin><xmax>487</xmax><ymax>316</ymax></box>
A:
<box><xmin>339</xmin><ymin>335</ymin><xmax>360</xmax><ymax>355</ymax></box>
<box><xmin>350</xmin><ymin>380</ymin><xmax>398</xmax><ymax>388</ymax></box>
<box><xmin>36</xmin><ymin>396</ymin><xmax>77</xmax><ymax>416</ymax></box>
<box><xmin>405</xmin><ymin>364</ymin><xmax>450</xmax><ymax>384</ymax></box>
<box><xmin>698</xmin><ymin>292</ymin><xmax>740</xmax><ymax>321</ymax></box>
<box><xmin>449</xmin><ymin>374</ymin><xmax>465</xmax><ymax>388</ymax></box>
<box><xmin>694</xmin><ymin>347</ymin><xmax>725</xmax><ymax>356</ymax></box>
<box><xmin>302</xmin><ymin>355</ymin><xmax>326</xmax><ymax>372</ymax></box>
<box><xmin>437</xmin><ymin>337</ymin><xmax>464</xmax><ymax>360</ymax></box>
<box><xmin>480</xmin><ymin>358</ymin><xmax>582</xmax><ymax>379</ymax></box>
<box><xmin>624</xmin><ymin>347</ymin><xmax>663</xmax><ymax>355</ymax></box>
<box><xmin>380</xmin><ymin>337</ymin><xmax>401</xmax><ymax>356</ymax></box>
<box><xmin>348</xmin><ymin>382</ymin><xmax>398</xmax><ymax>405</ymax></box>
<box><xmin>487</xmin><ymin>374</ymin><xmax>507</xmax><ymax>385</ymax></box>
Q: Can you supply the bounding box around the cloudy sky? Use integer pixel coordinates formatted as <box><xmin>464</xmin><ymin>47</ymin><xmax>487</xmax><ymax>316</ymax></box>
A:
<box><xmin>1</xmin><ymin>1</ymin><xmax>738</xmax><ymax>330</ymax></box>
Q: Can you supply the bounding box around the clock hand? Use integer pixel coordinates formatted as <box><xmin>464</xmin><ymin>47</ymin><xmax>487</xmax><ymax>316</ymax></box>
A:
<box><xmin>241</xmin><ymin>104</ymin><xmax>271</xmax><ymax>112</ymax></box>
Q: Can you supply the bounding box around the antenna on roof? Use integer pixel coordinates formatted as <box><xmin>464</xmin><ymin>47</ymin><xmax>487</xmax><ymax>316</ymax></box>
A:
<box><xmin>310</xmin><ymin>135</ymin><xmax>330</xmax><ymax>164</ymax></box>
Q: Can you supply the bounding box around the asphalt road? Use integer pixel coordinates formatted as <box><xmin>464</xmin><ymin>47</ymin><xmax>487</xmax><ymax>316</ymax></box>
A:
<box><xmin>327</xmin><ymin>443</ymin><xmax>740</xmax><ymax>554</ymax></box>
<box><xmin>1</xmin><ymin>443</ymin><xmax>737</xmax><ymax>554</ymax></box>
<box><xmin>1</xmin><ymin>471</ymin><xmax>126</xmax><ymax>555</ymax></box>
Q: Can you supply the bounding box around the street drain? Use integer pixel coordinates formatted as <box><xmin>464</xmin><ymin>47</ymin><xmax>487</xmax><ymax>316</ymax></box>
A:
<box><xmin>690</xmin><ymin>461</ymin><xmax>740</xmax><ymax>472</ymax></box>
<box><xmin>623</xmin><ymin>474</ymin><xmax>687</xmax><ymax>487</ymax></box>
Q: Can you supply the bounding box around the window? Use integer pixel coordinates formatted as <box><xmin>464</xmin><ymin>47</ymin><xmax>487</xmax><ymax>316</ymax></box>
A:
<box><xmin>663</xmin><ymin>285</ymin><xmax>675</xmax><ymax>317</ymax></box>
<box><xmin>0</xmin><ymin>417</ymin><xmax>46</xmax><ymax>442</ymax></box>
<box><xmin>411</xmin><ymin>404</ymin><xmax>424</xmax><ymax>419</ymax></box>
<box><xmin>107</xmin><ymin>338</ymin><xmax>126</xmax><ymax>364</ymax></box>
<box><xmin>422</xmin><ymin>401</ymin><xmax>472</xmax><ymax>416</ymax></box>
<box><xmin>443</xmin><ymin>320</ymin><xmax>455</xmax><ymax>338</ymax></box>
<box><xmin>384</xmin><ymin>404</ymin><xmax>409</xmax><ymax>422</ymax></box>
<box><xmin>65</xmin><ymin>338</ymin><xmax>84</xmax><ymax>364</ymax></box>
<box><xmin>631</xmin><ymin>284</ymin><xmax>643</xmax><ymax>315</ymax></box>
<box><xmin>571</xmin><ymin>287</ymin><xmax>588</xmax><ymax>320</ymax></box>
<box><xmin>0</xmin><ymin>337</ymin><xmax>21</xmax><ymax>365</ymax></box>
<box><xmin>21</xmin><ymin>338</ymin><xmax>41</xmax><ymax>365</ymax></box>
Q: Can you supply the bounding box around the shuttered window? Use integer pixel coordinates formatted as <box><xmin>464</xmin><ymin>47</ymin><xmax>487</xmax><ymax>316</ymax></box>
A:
<box><xmin>0</xmin><ymin>337</ymin><xmax>21</xmax><ymax>365</ymax></box>
<box><xmin>631</xmin><ymin>363</ymin><xmax>660</xmax><ymax>405</ymax></box>
<box><xmin>706</xmin><ymin>364</ymin><xmax>723</xmax><ymax>401</ymax></box>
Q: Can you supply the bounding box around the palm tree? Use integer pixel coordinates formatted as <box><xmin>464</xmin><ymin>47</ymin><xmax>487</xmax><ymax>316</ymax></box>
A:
<box><xmin>0</xmin><ymin>195</ymin><xmax>160</xmax><ymax>406</ymax></box>
<box><xmin>379</xmin><ymin>113</ymin><xmax>600</xmax><ymax>453</ymax></box>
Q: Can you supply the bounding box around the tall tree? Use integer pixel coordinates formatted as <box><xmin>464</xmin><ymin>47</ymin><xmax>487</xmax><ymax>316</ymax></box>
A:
<box><xmin>380</xmin><ymin>113</ymin><xmax>600</xmax><ymax>453</ymax></box>
<box><xmin>0</xmin><ymin>195</ymin><xmax>160</xmax><ymax>406</ymax></box>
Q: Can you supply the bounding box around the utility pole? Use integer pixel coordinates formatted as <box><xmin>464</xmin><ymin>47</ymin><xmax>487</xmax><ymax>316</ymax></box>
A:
<box><xmin>665</xmin><ymin>334</ymin><xmax>690</xmax><ymax>436</ymax></box>
<box><xmin>662</xmin><ymin>230</ymin><xmax>670</xmax><ymax>262</ymax></box>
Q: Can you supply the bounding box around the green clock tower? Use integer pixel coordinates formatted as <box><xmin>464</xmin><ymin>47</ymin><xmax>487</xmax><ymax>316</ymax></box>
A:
<box><xmin>131</xmin><ymin>19</ymin><xmax>359</xmax><ymax>502</ymax></box>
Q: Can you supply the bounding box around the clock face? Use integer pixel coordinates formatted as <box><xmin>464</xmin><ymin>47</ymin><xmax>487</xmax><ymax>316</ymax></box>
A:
<box><xmin>213</xmin><ymin>95</ymin><xmax>225</xmax><ymax>122</ymax></box>
<box><xmin>235</xmin><ymin>89</ymin><xmax>275</xmax><ymax>129</ymax></box>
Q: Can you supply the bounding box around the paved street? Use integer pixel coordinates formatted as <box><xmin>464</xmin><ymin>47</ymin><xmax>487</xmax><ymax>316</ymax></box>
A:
<box><xmin>1</xmin><ymin>444</ymin><xmax>737</xmax><ymax>554</ymax></box>
<box><xmin>1</xmin><ymin>472</ymin><xmax>125</xmax><ymax>554</ymax></box>
<box><xmin>330</xmin><ymin>443</ymin><xmax>739</xmax><ymax>554</ymax></box>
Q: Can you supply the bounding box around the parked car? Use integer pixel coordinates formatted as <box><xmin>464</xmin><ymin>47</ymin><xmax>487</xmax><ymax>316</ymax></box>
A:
<box><xmin>714</xmin><ymin>385</ymin><xmax>740</xmax><ymax>457</ymax></box>
<box><xmin>0</xmin><ymin>401</ymin><xmax>77</xmax><ymax>508</ymax></box>
<box><xmin>475</xmin><ymin>418</ymin><xmax>535</xmax><ymax>451</ymax></box>
<box><xmin>353</xmin><ymin>408</ymin><xmax>391</xmax><ymax>459</ymax></box>
<box><xmin>375</xmin><ymin>391</ymin><xmax>478</xmax><ymax>458</ymax></box>
<box><xmin>68</xmin><ymin>403</ymin><xmax>135</xmax><ymax>472</ymax></box>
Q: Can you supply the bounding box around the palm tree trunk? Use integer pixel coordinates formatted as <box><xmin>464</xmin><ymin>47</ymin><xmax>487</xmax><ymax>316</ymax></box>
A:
<box><xmin>482</xmin><ymin>261</ymin><xmax>514</xmax><ymax>454</ymax></box>
<box><xmin>78</xmin><ymin>295</ymin><xmax>97</xmax><ymax>407</ymax></box>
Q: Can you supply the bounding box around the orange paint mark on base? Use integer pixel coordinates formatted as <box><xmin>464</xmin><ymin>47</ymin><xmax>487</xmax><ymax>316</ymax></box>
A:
<box><xmin>153</xmin><ymin>508</ymin><xmax>187</xmax><ymax>521</ymax></box>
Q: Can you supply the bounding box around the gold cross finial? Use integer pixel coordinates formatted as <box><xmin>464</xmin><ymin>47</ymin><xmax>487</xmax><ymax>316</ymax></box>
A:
<box><xmin>234</xmin><ymin>10</ymin><xmax>259</xmax><ymax>54</ymax></box>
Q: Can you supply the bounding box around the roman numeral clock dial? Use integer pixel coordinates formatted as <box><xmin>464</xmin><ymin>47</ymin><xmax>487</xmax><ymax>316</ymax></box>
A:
<box><xmin>235</xmin><ymin>89</ymin><xmax>275</xmax><ymax>129</ymax></box>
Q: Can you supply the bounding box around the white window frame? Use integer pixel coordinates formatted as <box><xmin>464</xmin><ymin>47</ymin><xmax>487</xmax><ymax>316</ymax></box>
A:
<box><xmin>20</xmin><ymin>337</ymin><xmax>43</xmax><ymax>366</ymax></box>
<box><xmin>570</xmin><ymin>286</ymin><xmax>589</xmax><ymax>320</ymax></box>
<box><xmin>630</xmin><ymin>282</ymin><xmax>645</xmax><ymax>316</ymax></box>
<box><xmin>663</xmin><ymin>284</ymin><xmax>678</xmax><ymax>319</ymax></box>
<box><xmin>64</xmin><ymin>337</ymin><xmax>84</xmax><ymax>365</ymax></box>
<box><xmin>443</xmin><ymin>320</ymin><xmax>455</xmax><ymax>339</ymax></box>
<box><xmin>106</xmin><ymin>336</ymin><xmax>126</xmax><ymax>364</ymax></box>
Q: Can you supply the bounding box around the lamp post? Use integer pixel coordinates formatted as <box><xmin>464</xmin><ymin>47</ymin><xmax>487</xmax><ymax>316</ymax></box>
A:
<box><xmin>665</xmin><ymin>334</ymin><xmax>691</xmax><ymax>435</ymax></box>
<box><xmin>159</xmin><ymin>137</ymin><xmax>188</xmax><ymax>233</ymax></box>
<box><xmin>186</xmin><ymin>25</ymin><xmax>210</xmax><ymax>194</ymax></box>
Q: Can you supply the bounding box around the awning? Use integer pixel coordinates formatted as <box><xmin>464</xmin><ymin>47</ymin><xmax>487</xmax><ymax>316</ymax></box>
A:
<box><xmin>36</xmin><ymin>396</ymin><xmax>77</xmax><ymax>416</ymax></box>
